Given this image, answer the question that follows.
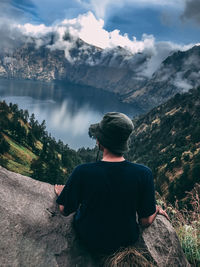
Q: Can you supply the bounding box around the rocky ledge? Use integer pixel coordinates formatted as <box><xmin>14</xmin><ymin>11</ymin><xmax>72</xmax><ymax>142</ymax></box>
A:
<box><xmin>0</xmin><ymin>166</ymin><xmax>190</xmax><ymax>267</ymax></box>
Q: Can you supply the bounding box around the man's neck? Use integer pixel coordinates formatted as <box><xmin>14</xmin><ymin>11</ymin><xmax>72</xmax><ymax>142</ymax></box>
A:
<box><xmin>102</xmin><ymin>149</ymin><xmax>125</xmax><ymax>162</ymax></box>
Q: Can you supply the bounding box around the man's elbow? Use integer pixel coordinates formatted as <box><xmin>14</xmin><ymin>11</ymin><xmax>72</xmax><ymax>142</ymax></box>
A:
<box><xmin>140</xmin><ymin>218</ymin><xmax>152</xmax><ymax>227</ymax></box>
<box><xmin>140</xmin><ymin>213</ymin><xmax>156</xmax><ymax>227</ymax></box>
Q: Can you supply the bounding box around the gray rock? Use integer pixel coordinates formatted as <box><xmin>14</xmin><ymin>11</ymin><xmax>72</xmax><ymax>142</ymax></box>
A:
<box><xmin>0</xmin><ymin>166</ymin><xmax>190</xmax><ymax>267</ymax></box>
<box><xmin>134</xmin><ymin>217</ymin><xmax>191</xmax><ymax>267</ymax></box>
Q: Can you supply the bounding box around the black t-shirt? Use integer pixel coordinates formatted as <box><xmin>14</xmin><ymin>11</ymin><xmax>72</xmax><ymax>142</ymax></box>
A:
<box><xmin>56</xmin><ymin>160</ymin><xmax>156</xmax><ymax>253</ymax></box>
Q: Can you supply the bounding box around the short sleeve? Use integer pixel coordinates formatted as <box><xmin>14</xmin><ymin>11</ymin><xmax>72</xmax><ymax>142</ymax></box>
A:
<box><xmin>137</xmin><ymin>168</ymin><xmax>156</xmax><ymax>218</ymax></box>
<box><xmin>56</xmin><ymin>166</ymin><xmax>82</xmax><ymax>216</ymax></box>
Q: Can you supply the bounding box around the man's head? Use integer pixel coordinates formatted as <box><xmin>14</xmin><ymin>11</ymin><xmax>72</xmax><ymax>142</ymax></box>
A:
<box><xmin>89</xmin><ymin>112</ymin><xmax>134</xmax><ymax>155</ymax></box>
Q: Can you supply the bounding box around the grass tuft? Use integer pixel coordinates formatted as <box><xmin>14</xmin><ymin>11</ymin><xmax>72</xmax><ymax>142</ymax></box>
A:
<box><xmin>159</xmin><ymin>184</ymin><xmax>200</xmax><ymax>266</ymax></box>
<box><xmin>103</xmin><ymin>247</ymin><xmax>155</xmax><ymax>267</ymax></box>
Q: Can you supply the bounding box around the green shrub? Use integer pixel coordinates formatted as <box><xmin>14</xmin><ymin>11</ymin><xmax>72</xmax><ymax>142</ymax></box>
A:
<box><xmin>167</xmin><ymin>184</ymin><xmax>200</xmax><ymax>266</ymax></box>
<box><xmin>176</xmin><ymin>224</ymin><xmax>200</xmax><ymax>265</ymax></box>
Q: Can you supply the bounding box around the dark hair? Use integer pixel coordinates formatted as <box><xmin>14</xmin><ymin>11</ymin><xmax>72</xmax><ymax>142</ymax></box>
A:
<box><xmin>98</xmin><ymin>142</ymin><xmax>123</xmax><ymax>157</ymax></box>
<box><xmin>109</xmin><ymin>150</ymin><xmax>123</xmax><ymax>157</ymax></box>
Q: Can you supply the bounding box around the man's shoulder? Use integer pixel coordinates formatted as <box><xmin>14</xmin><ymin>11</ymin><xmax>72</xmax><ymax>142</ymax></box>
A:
<box><xmin>68</xmin><ymin>163</ymin><xmax>98</xmax><ymax>181</ymax></box>
<box><xmin>73</xmin><ymin>161</ymin><xmax>152</xmax><ymax>178</ymax></box>
<box><xmin>124</xmin><ymin>162</ymin><xmax>153</xmax><ymax>183</ymax></box>
<box><xmin>75</xmin><ymin>161</ymin><xmax>151</xmax><ymax>170</ymax></box>
<box><xmin>126</xmin><ymin>161</ymin><xmax>152</xmax><ymax>173</ymax></box>
<box><xmin>73</xmin><ymin>162</ymin><xmax>99</xmax><ymax>172</ymax></box>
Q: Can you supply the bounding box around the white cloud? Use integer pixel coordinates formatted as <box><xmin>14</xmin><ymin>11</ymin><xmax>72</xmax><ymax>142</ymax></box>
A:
<box><xmin>143</xmin><ymin>41</ymin><xmax>194</xmax><ymax>77</ymax></box>
<box><xmin>16</xmin><ymin>12</ymin><xmax>156</xmax><ymax>54</ymax></box>
<box><xmin>3</xmin><ymin>11</ymin><xmax>197</xmax><ymax>76</ymax></box>
<box><xmin>173</xmin><ymin>74</ymin><xmax>193</xmax><ymax>92</ymax></box>
<box><xmin>17</xmin><ymin>23</ymin><xmax>51</xmax><ymax>37</ymax></box>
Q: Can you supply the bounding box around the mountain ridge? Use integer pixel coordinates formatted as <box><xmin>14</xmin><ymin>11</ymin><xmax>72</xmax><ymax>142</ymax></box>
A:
<box><xmin>127</xmin><ymin>87</ymin><xmax>200</xmax><ymax>203</ymax></box>
<box><xmin>1</xmin><ymin>36</ymin><xmax>200</xmax><ymax>111</ymax></box>
<box><xmin>125</xmin><ymin>45</ymin><xmax>200</xmax><ymax>109</ymax></box>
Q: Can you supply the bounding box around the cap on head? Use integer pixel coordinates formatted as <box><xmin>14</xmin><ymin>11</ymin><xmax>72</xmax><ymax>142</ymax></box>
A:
<box><xmin>89</xmin><ymin>112</ymin><xmax>134</xmax><ymax>154</ymax></box>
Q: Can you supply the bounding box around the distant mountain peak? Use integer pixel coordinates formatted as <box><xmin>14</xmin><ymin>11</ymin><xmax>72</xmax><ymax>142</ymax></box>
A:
<box><xmin>0</xmin><ymin>39</ymin><xmax>199</xmax><ymax>111</ymax></box>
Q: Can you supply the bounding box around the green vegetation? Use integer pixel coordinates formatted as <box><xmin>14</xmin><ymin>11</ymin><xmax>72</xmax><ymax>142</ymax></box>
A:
<box><xmin>0</xmin><ymin>100</ymin><xmax>96</xmax><ymax>184</ymax></box>
<box><xmin>158</xmin><ymin>184</ymin><xmax>200</xmax><ymax>266</ymax></box>
<box><xmin>127</xmin><ymin>87</ymin><xmax>200</xmax><ymax>205</ymax></box>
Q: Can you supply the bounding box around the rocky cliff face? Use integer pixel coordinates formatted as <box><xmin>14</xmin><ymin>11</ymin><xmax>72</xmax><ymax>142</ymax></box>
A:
<box><xmin>0</xmin><ymin>35</ymin><xmax>200</xmax><ymax>110</ymax></box>
<box><xmin>0</xmin><ymin>166</ymin><xmax>190</xmax><ymax>267</ymax></box>
<box><xmin>0</xmin><ymin>36</ymin><xmax>199</xmax><ymax>110</ymax></box>
<box><xmin>0</xmin><ymin>40</ymin><xmax>147</xmax><ymax>96</ymax></box>
<box><xmin>124</xmin><ymin>45</ymin><xmax>200</xmax><ymax>109</ymax></box>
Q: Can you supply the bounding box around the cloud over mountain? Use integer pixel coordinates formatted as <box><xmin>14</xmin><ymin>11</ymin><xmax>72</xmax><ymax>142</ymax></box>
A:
<box><xmin>13</xmin><ymin>12</ymin><xmax>194</xmax><ymax>75</ymax></box>
<box><xmin>0</xmin><ymin>11</ymin><xmax>196</xmax><ymax>77</ymax></box>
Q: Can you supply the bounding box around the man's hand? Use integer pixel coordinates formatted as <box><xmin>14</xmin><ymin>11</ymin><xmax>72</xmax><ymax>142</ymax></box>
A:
<box><xmin>157</xmin><ymin>205</ymin><xmax>169</xmax><ymax>220</ymax></box>
<box><xmin>140</xmin><ymin>205</ymin><xmax>169</xmax><ymax>227</ymax></box>
<box><xmin>54</xmin><ymin>184</ymin><xmax>65</xmax><ymax>196</ymax></box>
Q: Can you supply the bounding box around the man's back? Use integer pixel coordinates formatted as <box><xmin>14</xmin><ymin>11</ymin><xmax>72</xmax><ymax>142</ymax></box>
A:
<box><xmin>57</xmin><ymin>160</ymin><xmax>156</xmax><ymax>253</ymax></box>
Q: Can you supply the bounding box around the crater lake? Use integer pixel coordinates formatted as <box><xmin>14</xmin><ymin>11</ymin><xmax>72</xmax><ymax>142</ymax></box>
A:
<box><xmin>0</xmin><ymin>79</ymin><xmax>142</xmax><ymax>149</ymax></box>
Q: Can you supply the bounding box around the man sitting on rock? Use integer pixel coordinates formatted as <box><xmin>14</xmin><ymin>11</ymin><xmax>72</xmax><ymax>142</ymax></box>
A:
<box><xmin>55</xmin><ymin>112</ymin><xmax>168</xmax><ymax>254</ymax></box>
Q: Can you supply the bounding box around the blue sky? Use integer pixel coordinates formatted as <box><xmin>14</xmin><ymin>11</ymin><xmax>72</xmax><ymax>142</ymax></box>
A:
<box><xmin>1</xmin><ymin>0</ymin><xmax>200</xmax><ymax>45</ymax></box>
<box><xmin>105</xmin><ymin>4</ymin><xmax>200</xmax><ymax>44</ymax></box>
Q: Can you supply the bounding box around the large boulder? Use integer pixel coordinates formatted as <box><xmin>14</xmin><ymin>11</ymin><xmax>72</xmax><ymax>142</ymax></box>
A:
<box><xmin>0</xmin><ymin>166</ymin><xmax>190</xmax><ymax>267</ymax></box>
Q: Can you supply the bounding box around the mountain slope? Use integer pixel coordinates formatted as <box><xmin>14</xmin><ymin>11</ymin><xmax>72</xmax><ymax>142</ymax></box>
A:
<box><xmin>125</xmin><ymin>45</ymin><xmax>200</xmax><ymax>109</ymax></box>
<box><xmin>0</xmin><ymin>101</ymin><xmax>84</xmax><ymax>183</ymax></box>
<box><xmin>1</xmin><ymin>35</ymin><xmax>200</xmax><ymax>110</ymax></box>
<box><xmin>127</xmin><ymin>87</ymin><xmax>200</xmax><ymax>203</ymax></box>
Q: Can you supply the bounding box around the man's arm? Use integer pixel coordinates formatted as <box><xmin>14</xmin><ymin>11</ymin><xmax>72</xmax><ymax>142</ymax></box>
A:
<box><xmin>55</xmin><ymin>185</ymin><xmax>68</xmax><ymax>216</ymax></box>
<box><xmin>54</xmin><ymin>167</ymin><xmax>82</xmax><ymax>216</ymax></box>
<box><xmin>139</xmin><ymin>205</ymin><xmax>169</xmax><ymax>227</ymax></box>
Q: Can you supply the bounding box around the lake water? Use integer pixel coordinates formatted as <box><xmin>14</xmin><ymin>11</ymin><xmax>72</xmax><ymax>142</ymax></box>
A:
<box><xmin>0</xmin><ymin>79</ymin><xmax>142</xmax><ymax>149</ymax></box>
